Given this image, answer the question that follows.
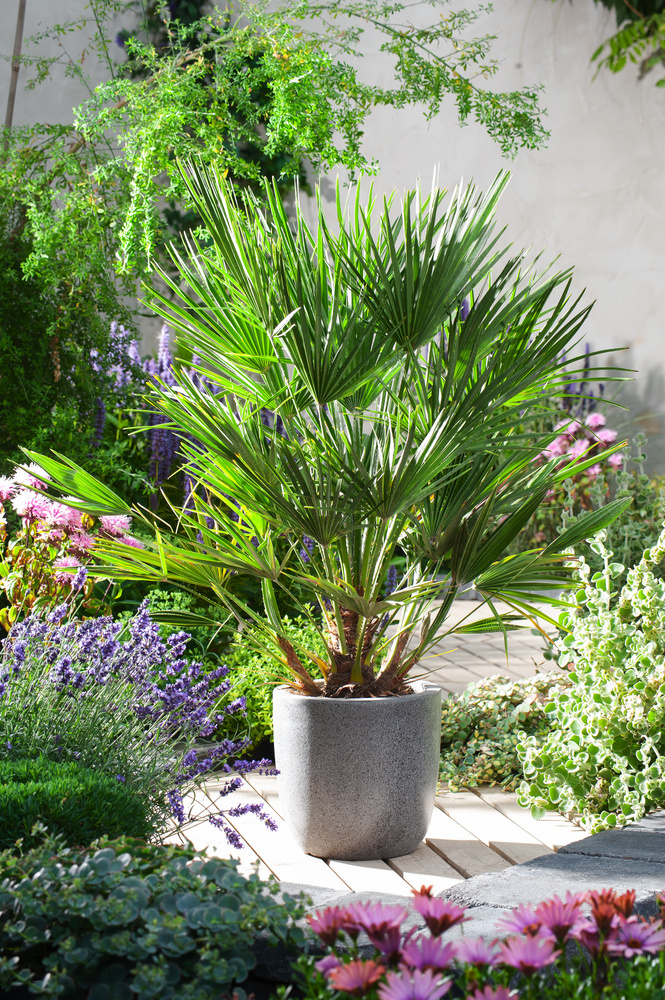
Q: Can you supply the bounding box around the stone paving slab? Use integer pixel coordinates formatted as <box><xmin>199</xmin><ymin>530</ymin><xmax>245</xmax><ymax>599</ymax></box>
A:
<box><xmin>559</xmin><ymin>810</ymin><xmax>665</xmax><ymax>864</ymax></box>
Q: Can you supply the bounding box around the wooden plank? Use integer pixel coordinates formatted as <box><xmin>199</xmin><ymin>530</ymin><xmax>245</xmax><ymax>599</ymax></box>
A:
<box><xmin>426</xmin><ymin>804</ymin><xmax>510</xmax><ymax>879</ymax></box>
<box><xmin>243</xmin><ymin>773</ymin><xmax>282</xmax><ymax>814</ymax></box>
<box><xmin>475</xmin><ymin>786</ymin><xmax>589</xmax><ymax>852</ymax></box>
<box><xmin>436</xmin><ymin>791</ymin><xmax>553</xmax><ymax>866</ymax></box>
<box><xmin>219</xmin><ymin>781</ymin><xmax>351</xmax><ymax>891</ymax></box>
<box><xmin>327</xmin><ymin>858</ymin><xmax>411</xmax><ymax>895</ymax></box>
<box><xmin>387</xmin><ymin>842</ymin><xmax>463</xmax><ymax>895</ymax></box>
<box><xmin>177</xmin><ymin>820</ymin><xmax>273</xmax><ymax>881</ymax></box>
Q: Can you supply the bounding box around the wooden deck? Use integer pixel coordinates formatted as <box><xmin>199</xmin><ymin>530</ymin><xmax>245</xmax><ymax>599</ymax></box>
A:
<box><xmin>175</xmin><ymin>602</ymin><xmax>574</xmax><ymax>895</ymax></box>
<box><xmin>178</xmin><ymin>777</ymin><xmax>588</xmax><ymax>894</ymax></box>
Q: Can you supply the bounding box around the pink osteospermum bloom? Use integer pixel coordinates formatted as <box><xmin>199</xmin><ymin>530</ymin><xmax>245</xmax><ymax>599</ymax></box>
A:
<box><xmin>53</xmin><ymin>556</ymin><xmax>81</xmax><ymax>585</ymax></box>
<box><xmin>498</xmin><ymin>903</ymin><xmax>541</xmax><ymax>938</ymax></box>
<box><xmin>607</xmin><ymin>919</ymin><xmax>665</xmax><ymax>958</ymax></box>
<box><xmin>315</xmin><ymin>954</ymin><xmax>342</xmax><ymax>975</ymax></box>
<box><xmin>534</xmin><ymin>893</ymin><xmax>585</xmax><ymax>944</ymax></box>
<box><xmin>411</xmin><ymin>891</ymin><xmax>468</xmax><ymax>937</ymax></box>
<box><xmin>496</xmin><ymin>936</ymin><xmax>560</xmax><ymax>977</ymax></box>
<box><xmin>308</xmin><ymin>906</ymin><xmax>350</xmax><ymax>946</ymax></box>
<box><xmin>452</xmin><ymin>937</ymin><xmax>498</xmax><ymax>967</ymax></box>
<box><xmin>344</xmin><ymin>902</ymin><xmax>408</xmax><ymax>939</ymax></box>
<box><xmin>0</xmin><ymin>477</ymin><xmax>15</xmax><ymax>502</ymax></box>
<box><xmin>328</xmin><ymin>960</ymin><xmax>386</xmax><ymax>998</ymax></box>
<box><xmin>12</xmin><ymin>463</ymin><xmax>50</xmax><ymax>490</ymax></box>
<box><xmin>378</xmin><ymin>969</ymin><xmax>451</xmax><ymax>1000</ymax></box>
<box><xmin>11</xmin><ymin>489</ymin><xmax>52</xmax><ymax>522</ymax></box>
<box><xmin>585</xmin><ymin>412</ymin><xmax>606</xmax><ymax>430</ymax></box>
<box><xmin>99</xmin><ymin>514</ymin><xmax>132</xmax><ymax>537</ymax></box>
<box><xmin>467</xmin><ymin>988</ymin><xmax>516</xmax><ymax>1000</ymax></box>
<box><xmin>401</xmin><ymin>935</ymin><xmax>456</xmax><ymax>972</ymax></box>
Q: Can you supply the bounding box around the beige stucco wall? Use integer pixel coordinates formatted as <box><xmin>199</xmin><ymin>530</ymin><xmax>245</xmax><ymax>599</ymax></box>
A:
<box><xmin>3</xmin><ymin>0</ymin><xmax>665</xmax><ymax>465</ymax></box>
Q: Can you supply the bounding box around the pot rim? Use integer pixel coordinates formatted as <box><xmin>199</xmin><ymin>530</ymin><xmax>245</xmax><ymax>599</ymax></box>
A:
<box><xmin>273</xmin><ymin>678</ymin><xmax>441</xmax><ymax>702</ymax></box>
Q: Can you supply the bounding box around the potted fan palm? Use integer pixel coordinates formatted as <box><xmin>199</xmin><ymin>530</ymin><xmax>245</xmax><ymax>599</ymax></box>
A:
<box><xmin>27</xmin><ymin>165</ymin><xmax>628</xmax><ymax>860</ymax></box>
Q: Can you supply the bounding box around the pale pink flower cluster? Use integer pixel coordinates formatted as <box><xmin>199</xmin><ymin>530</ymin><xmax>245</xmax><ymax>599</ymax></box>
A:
<box><xmin>539</xmin><ymin>411</ymin><xmax>623</xmax><ymax>479</ymax></box>
<box><xmin>308</xmin><ymin>885</ymin><xmax>665</xmax><ymax>1000</ymax></box>
<box><xmin>0</xmin><ymin>464</ymin><xmax>143</xmax><ymax>578</ymax></box>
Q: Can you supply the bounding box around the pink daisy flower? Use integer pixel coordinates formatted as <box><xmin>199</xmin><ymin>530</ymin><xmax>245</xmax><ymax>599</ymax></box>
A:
<box><xmin>452</xmin><ymin>937</ymin><xmax>498</xmax><ymax>967</ymax></box>
<box><xmin>344</xmin><ymin>902</ymin><xmax>408</xmax><ymax>960</ymax></box>
<box><xmin>498</xmin><ymin>903</ymin><xmax>541</xmax><ymax>938</ymax></box>
<box><xmin>378</xmin><ymin>969</ymin><xmax>452</xmax><ymax>1000</ymax></box>
<box><xmin>534</xmin><ymin>893</ymin><xmax>584</xmax><ymax>944</ymax></box>
<box><xmin>585</xmin><ymin>412</ymin><xmax>606</xmax><ymax>431</ymax></box>
<box><xmin>401</xmin><ymin>936</ymin><xmax>456</xmax><ymax>972</ymax></box>
<box><xmin>467</xmin><ymin>988</ymin><xmax>515</xmax><ymax>1000</ymax></box>
<box><xmin>411</xmin><ymin>889</ymin><xmax>468</xmax><ymax>937</ymax></box>
<box><xmin>329</xmin><ymin>960</ymin><xmax>386</xmax><ymax>997</ymax></box>
<box><xmin>608</xmin><ymin>919</ymin><xmax>665</xmax><ymax>958</ymax></box>
<box><xmin>495</xmin><ymin>936</ymin><xmax>560</xmax><ymax>976</ymax></box>
<box><xmin>308</xmin><ymin>906</ymin><xmax>350</xmax><ymax>946</ymax></box>
<box><xmin>0</xmin><ymin>477</ymin><xmax>15</xmax><ymax>502</ymax></box>
<box><xmin>99</xmin><ymin>514</ymin><xmax>132</xmax><ymax>537</ymax></box>
<box><xmin>315</xmin><ymin>954</ymin><xmax>342</xmax><ymax>975</ymax></box>
<box><xmin>11</xmin><ymin>489</ymin><xmax>52</xmax><ymax>522</ymax></box>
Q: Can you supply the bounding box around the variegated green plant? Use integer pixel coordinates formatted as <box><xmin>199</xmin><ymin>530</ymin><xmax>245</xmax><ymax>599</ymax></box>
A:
<box><xmin>26</xmin><ymin>166</ymin><xmax>629</xmax><ymax>697</ymax></box>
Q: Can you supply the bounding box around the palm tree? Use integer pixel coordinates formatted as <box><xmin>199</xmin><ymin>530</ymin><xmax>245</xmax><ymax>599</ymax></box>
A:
<box><xmin>28</xmin><ymin>165</ymin><xmax>629</xmax><ymax>697</ymax></box>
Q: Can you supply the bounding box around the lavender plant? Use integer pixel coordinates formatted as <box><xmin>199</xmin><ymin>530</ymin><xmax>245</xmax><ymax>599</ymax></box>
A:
<box><xmin>0</xmin><ymin>598</ymin><xmax>275</xmax><ymax>848</ymax></box>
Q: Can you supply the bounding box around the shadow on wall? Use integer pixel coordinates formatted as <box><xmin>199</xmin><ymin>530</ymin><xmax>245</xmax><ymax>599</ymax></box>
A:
<box><xmin>610</xmin><ymin>364</ymin><xmax>665</xmax><ymax>476</ymax></box>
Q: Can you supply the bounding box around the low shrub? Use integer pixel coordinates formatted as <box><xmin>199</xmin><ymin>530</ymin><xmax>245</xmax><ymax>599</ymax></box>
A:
<box><xmin>439</xmin><ymin>673</ymin><xmax>566</xmax><ymax>791</ymax></box>
<box><xmin>220</xmin><ymin>617</ymin><xmax>328</xmax><ymax>751</ymax></box>
<box><xmin>0</xmin><ymin>832</ymin><xmax>307</xmax><ymax>999</ymax></box>
<box><xmin>518</xmin><ymin>524</ymin><xmax>665</xmax><ymax>831</ymax></box>
<box><xmin>0</xmin><ymin>758</ymin><xmax>155</xmax><ymax>849</ymax></box>
<box><xmin>298</xmin><ymin>884</ymin><xmax>665</xmax><ymax>1000</ymax></box>
<box><xmin>0</xmin><ymin>599</ymin><xmax>275</xmax><ymax>846</ymax></box>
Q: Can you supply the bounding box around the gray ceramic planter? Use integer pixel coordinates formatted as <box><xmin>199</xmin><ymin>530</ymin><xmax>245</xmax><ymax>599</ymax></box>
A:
<box><xmin>272</xmin><ymin>680</ymin><xmax>442</xmax><ymax>861</ymax></box>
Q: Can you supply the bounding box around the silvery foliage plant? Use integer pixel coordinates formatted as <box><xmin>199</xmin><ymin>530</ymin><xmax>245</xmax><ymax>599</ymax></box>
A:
<box><xmin>0</xmin><ymin>597</ymin><xmax>275</xmax><ymax>847</ymax></box>
<box><xmin>518</xmin><ymin>525</ymin><xmax>665</xmax><ymax>832</ymax></box>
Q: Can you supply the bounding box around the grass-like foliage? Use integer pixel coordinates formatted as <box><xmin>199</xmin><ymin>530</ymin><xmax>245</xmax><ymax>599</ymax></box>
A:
<box><xmin>0</xmin><ymin>832</ymin><xmax>307</xmax><ymax>999</ymax></box>
<box><xmin>519</xmin><ymin>524</ymin><xmax>665</xmax><ymax>831</ymax></box>
<box><xmin>0</xmin><ymin>599</ymin><xmax>274</xmax><ymax>847</ymax></box>
<box><xmin>28</xmin><ymin>168</ymin><xmax>630</xmax><ymax>699</ymax></box>
<box><xmin>0</xmin><ymin>758</ymin><xmax>154</xmax><ymax>849</ymax></box>
<box><xmin>439</xmin><ymin>673</ymin><xmax>566</xmax><ymax>792</ymax></box>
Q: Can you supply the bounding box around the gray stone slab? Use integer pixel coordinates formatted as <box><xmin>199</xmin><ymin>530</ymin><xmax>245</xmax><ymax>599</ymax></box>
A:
<box><xmin>438</xmin><ymin>852</ymin><xmax>665</xmax><ymax>916</ymax></box>
<box><xmin>559</xmin><ymin>811</ymin><xmax>665</xmax><ymax>864</ymax></box>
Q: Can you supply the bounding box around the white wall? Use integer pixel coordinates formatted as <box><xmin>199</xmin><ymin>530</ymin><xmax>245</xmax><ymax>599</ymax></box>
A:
<box><xmin>3</xmin><ymin>0</ymin><xmax>665</xmax><ymax>466</ymax></box>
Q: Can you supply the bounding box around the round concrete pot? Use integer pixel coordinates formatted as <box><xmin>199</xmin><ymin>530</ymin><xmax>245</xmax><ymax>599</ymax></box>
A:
<box><xmin>272</xmin><ymin>680</ymin><xmax>442</xmax><ymax>861</ymax></box>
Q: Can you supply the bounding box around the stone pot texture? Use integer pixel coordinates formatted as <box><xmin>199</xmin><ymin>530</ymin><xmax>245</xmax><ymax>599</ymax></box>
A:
<box><xmin>272</xmin><ymin>680</ymin><xmax>442</xmax><ymax>861</ymax></box>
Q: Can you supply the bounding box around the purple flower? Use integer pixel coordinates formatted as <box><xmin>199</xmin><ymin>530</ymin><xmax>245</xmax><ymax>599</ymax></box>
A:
<box><xmin>533</xmin><ymin>893</ymin><xmax>584</xmax><ymax>944</ymax></box>
<box><xmin>497</xmin><ymin>903</ymin><xmax>541</xmax><ymax>938</ymax></box>
<box><xmin>459</xmin><ymin>298</ymin><xmax>470</xmax><ymax>321</ymax></box>
<box><xmin>384</xmin><ymin>563</ymin><xmax>398</xmax><ymax>598</ymax></box>
<box><xmin>467</xmin><ymin>989</ymin><xmax>515</xmax><ymax>1000</ymax></box>
<box><xmin>308</xmin><ymin>906</ymin><xmax>350</xmax><ymax>946</ymax></box>
<box><xmin>315</xmin><ymin>954</ymin><xmax>341</xmax><ymax>975</ymax></box>
<box><xmin>378</xmin><ymin>969</ymin><xmax>451</xmax><ymax>1000</ymax></box>
<box><xmin>608</xmin><ymin>919</ymin><xmax>665</xmax><ymax>957</ymax></box>
<box><xmin>116</xmin><ymin>775</ymin><xmax>126</xmax><ymax>783</ymax></box>
<box><xmin>452</xmin><ymin>937</ymin><xmax>498</xmax><ymax>967</ymax></box>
